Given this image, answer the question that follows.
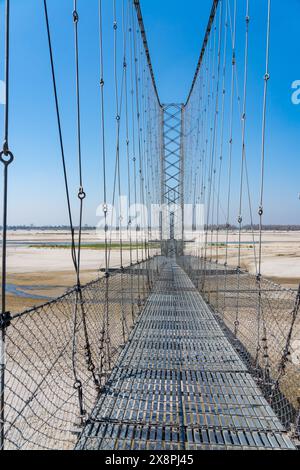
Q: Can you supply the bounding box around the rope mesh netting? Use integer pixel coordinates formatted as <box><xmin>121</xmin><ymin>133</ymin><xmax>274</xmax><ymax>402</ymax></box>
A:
<box><xmin>3</xmin><ymin>257</ymin><xmax>166</xmax><ymax>450</ymax></box>
<box><xmin>178</xmin><ymin>0</ymin><xmax>300</xmax><ymax>444</ymax></box>
<box><xmin>0</xmin><ymin>0</ymin><xmax>299</xmax><ymax>452</ymax></box>
<box><xmin>178</xmin><ymin>256</ymin><xmax>300</xmax><ymax>438</ymax></box>
<box><xmin>1</xmin><ymin>0</ymin><xmax>164</xmax><ymax>450</ymax></box>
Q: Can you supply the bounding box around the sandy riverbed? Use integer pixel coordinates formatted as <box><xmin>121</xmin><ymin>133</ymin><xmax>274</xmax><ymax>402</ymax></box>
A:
<box><xmin>1</xmin><ymin>229</ymin><xmax>159</xmax><ymax>313</ymax></box>
<box><xmin>1</xmin><ymin>229</ymin><xmax>300</xmax><ymax>313</ymax></box>
<box><xmin>187</xmin><ymin>230</ymin><xmax>300</xmax><ymax>288</ymax></box>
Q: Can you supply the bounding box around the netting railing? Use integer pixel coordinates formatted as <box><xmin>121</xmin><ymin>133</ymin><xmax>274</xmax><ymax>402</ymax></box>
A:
<box><xmin>1</xmin><ymin>256</ymin><xmax>166</xmax><ymax>450</ymax></box>
<box><xmin>178</xmin><ymin>255</ymin><xmax>300</xmax><ymax>438</ymax></box>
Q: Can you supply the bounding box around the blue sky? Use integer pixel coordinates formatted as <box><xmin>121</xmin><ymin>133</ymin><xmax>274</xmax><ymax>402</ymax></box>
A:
<box><xmin>0</xmin><ymin>0</ymin><xmax>299</xmax><ymax>226</ymax></box>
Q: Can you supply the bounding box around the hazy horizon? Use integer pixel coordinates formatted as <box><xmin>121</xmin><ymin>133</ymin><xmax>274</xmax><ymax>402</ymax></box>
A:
<box><xmin>0</xmin><ymin>0</ymin><xmax>299</xmax><ymax>226</ymax></box>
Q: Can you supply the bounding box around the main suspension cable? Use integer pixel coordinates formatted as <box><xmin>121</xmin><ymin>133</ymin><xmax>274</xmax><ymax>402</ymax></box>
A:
<box><xmin>43</xmin><ymin>0</ymin><xmax>78</xmax><ymax>275</ymax></box>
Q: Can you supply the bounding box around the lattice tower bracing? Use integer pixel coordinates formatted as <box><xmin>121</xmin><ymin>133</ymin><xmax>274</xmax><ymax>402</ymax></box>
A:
<box><xmin>161</xmin><ymin>104</ymin><xmax>185</xmax><ymax>257</ymax></box>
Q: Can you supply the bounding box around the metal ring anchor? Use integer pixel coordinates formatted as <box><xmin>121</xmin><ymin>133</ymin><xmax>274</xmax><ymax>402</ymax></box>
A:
<box><xmin>78</xmin><ymin>188</ymin><xmax>86</xmax><ymax>200</ymax></box>
<box><xmin>0</xmin><ymin>150</ymin><xmax>14</xmax><ymax>166</ymax></box>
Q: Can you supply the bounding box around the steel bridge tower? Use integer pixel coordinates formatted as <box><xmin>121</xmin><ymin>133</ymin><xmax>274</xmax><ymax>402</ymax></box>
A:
<box><xmin>160</xmin><ymin>104</ymin><xmax>185</xmax><ymax>258</ymax></box>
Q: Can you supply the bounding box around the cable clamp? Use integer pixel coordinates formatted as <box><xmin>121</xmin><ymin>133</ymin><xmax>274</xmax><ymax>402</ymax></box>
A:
<box><xmin>75</xmin><ymin>284</ymin><xmax>82</xmax><ymax>294</ymax></box>
<box><xmin>0</xmin><ymin>312</ymin><xmax>11</xmax><ymax>329</ymax></box>
<box><xmin>73</xmin><ymin>10</ymin><xmax>79</xmax><ymax>23</ymax></box>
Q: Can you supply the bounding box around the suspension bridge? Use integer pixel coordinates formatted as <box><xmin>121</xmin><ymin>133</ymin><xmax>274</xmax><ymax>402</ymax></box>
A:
<box><xmin>0</xmin><ymin>0</ymin><xmax>299</xmax><ymax>451</ymax></box>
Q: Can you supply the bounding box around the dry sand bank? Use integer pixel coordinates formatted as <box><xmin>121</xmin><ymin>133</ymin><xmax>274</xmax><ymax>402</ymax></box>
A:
<box><xmin>2</xmin><ymin>229</ymin><xmax>154</xmax><ymax>313</ymax></box>
<box><xmin>190</xmin><ymin>230</ymin><xmax>300</xmax><ymax>289</ymax></box>
<box><xmin>1</xmin><ymin>229</ymin><xmax>300</xmax><ymax>313</ymax></box>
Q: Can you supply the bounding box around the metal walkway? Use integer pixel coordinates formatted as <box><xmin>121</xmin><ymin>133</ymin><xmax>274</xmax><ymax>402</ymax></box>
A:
<box><xmin>76</xmin><ymin>262</ymin><xmax>295</xmax><ymax>450</ymax></box>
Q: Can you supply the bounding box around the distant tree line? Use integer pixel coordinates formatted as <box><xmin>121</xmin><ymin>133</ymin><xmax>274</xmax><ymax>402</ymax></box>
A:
<box><xmin>3</xmin><ymin>225</ymin><xmax>97</xmax><ymax>231</ymax></box>
<box><xmin>203</xmin><ymin>225</ymin><xmax>300</xmax><ymax>231</ymax></box>
<box><xmin>2</xmin><ymin>224</ymin><xmax>300</xmax><ymax>232</ymax></box>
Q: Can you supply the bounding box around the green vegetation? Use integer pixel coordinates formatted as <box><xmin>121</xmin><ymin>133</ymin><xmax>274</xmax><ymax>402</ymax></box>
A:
<box><xmin>208</xmin><ymin>243</ymin><xmax>226</xmax><ymax>247</ymax></box>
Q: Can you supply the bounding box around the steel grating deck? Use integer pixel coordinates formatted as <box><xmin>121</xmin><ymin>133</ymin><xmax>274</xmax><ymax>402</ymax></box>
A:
<box><xmin>76</xmin><ymin>262</ymin><xmax>295</xmax><ymax>450</ymax></box>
